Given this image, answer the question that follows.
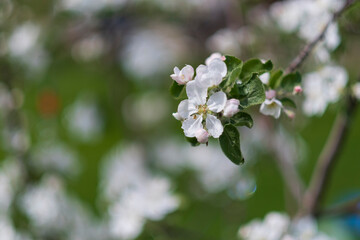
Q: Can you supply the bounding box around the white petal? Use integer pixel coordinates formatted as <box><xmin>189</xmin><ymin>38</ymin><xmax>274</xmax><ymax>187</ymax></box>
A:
<box><xmin>182</xmin><ymin>65</ymin><xmax>194</xmax><ymax>81</ymax></box>
<box><xmin>198</xmin><ymin>71</ymin><xmax>223</xmax><ymax>88</ymax></box>
<box><xmin>206</xmin><ymin>114</ymin><xmax>223</xmax><ymax>138</ymax></box>
<box><xmin>182</xmin><ymin>115</ymin><xmax>203</xmax><ymax>137</ymax></box>
<box><xmin>195</xmin><ymin>64</ymin><xmax>208</xmax><ymax>80</ymax></box>
<box><xmin>177</xmin><ymin>100</ymin><xmax>197</xmax><ymax>119</ymax></box>
<box><xmin>195</xmin><ymin>129</ymin><xmax>209</xmax><ymax>144</ymax></box>
<box><xmin>186</xmin><ymin>81</ymin><xmax>207</xmax><ymax>105</ymax></box>
<box><xmin>208</xmin><ymin>58</ymin><xmax>227</xmax><ymax>77</ymax></box>
<box><xmin>205</xmin><ymin>53</ymin><xmax>223</xmax><ymax>66</ymax></box>
<box><xmin>172</xmin><ymin>112</ymin><xmax>182</xmax><ymax>121</ymax></box>
<box><xmin>207</xmin><ymin>91</ymin><xmax>227</xmax><ymax>113</ymax></box>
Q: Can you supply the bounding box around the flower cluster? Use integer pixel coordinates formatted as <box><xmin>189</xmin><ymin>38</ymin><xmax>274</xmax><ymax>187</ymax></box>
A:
<box><xmin>303</xmin><ymin>65</ymin><xmax>348</xmax><ymax>116</ymax></box>
<box><xmin>172</xmin><ymin>53</ymin><xmax>240</xmax><ymax>144</ymax></box>
<box><xmin>238</xmin><ymin>212</ymin><xmax>334</xmax><ymax>240</ymax></box>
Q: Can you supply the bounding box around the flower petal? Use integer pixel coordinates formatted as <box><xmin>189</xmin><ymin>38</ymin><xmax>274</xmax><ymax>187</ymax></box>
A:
<box><xmin>186</xmin><ymin>81</ymin><xmax>207</xmax><ymax>105</ymax></box>
<box><xmin>177</xmin><ymin>100</ymin><xmax>197</xmax><ymax>119</ymax></box>
<box><xmin>207</xmin><ymin>91</ymin><xmax>227</xmax><ymax>113</ymax></box>
<box><xmin>206</xmin><ymin>114</ymin><xmax>223</xmax><ymax>138</ymax></box>
<box><xmin>198</xmin><ymin>71</ymin><xmax>223</xmax><ymax>88</ymax></box>
<box><xmin>259</xmin><ymin>99</ymin><xmax>283</xmax><ymax>119</ymax></box>
<box><xmin>195</xmin><ymin>65</ymin><xmax>208</xmax><ymax>80</ymax></box>
<box><xmin>208</xmin><ymin>58</ymin><xmax>227</xmax><ymax>77</ymax></box>
<box><xmin>182</xmin><ymin>65</ymin><xmax>194</xmax><ymax>82</ymax></box>
<box><xmin>182</xmin><ymin>115</ymin><xmax>203</xmax><ymax>137</ymax></box>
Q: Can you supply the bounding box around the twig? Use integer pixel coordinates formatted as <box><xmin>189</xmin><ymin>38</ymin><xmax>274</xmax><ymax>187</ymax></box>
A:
<box><xmin>285</xmin><ymin>0</ymin><xmax>358</xmax><ymax>74</ymax></box>
<box><xmin>300</xmin><ymin>91</ymin><xmax>358</xmax><ymax>216</ymax></box>
<box><xmin>317</xmin><ymin>195</ymin><xmax>360</xmax><ymax>217</ymax></box>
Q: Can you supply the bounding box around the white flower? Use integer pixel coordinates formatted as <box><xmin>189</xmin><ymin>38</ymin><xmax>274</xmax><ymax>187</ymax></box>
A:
<box><xmin>179</xmin><ymin>81</ymin><xmax>227</xmax><ymax>138</ymax></box>
<box><xmin>223</xmin><ymin>99</ymin><xmax>240</xmax><ymax>117</ymax></box>
<box><xmin>170</xmin><ymin>65</ymin><xmax>194</xmax><ymax>85</ymax></box>
<box><xmin>303</xmin><ymin>65</ymin><xmax>348</xmax><ymax>116</ymax></box>
<box><xmin>353</xmin><ymin>83</ymin><xmax>360</xmax><ymax>100</ymax></box>
<box><xmin>260</xmin><ymin>99</ymin><xmax>283</xmax><ymax>119</ymax></box>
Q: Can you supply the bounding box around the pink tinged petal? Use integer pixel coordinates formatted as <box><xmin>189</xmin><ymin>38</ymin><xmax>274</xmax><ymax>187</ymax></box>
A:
<box><xmin>223</xmin><ymin>99</ymin><xmax>240</xmax><ymax>117</ymax></box>
<box><xmin>208</xmin><ymin>58</ymin><xmax>227</xmax><ymax>77</ymax></box>
<box><xmin>182</xmin><ymin>115</ymin><xmax>203</xmax><ymax>137</ymax></box>
<box><xmin>186</xmin><ymin>81</ymin><xmax>207</xmax><ymax>105</ymax></box>
<box><xmin>206</xmin><ymin>114</ymin><xmax>223</xmax><ymax>138</ymax></box>
<box><xmin>174</xmin><ymin>67</ymin><xmax>180</xmax><ymax>75</ymax></box>
<box><xmin>195</xmin><ymin>129</ymin><xmax>209</xmax><ymax>144</ymax></box>
<box><xmin>177</xmin><ymin>100</ymin><xmax>197</xmax><ymax>119</ymax></box>
<box><xmin>198</xmin><ymin>71</ymin><xmax>223</xmax><ymax>88</ymax></box>
<box><xmin>207</xmin><ymin>91</ymin><xmax>227</xmax><ymax>113</ymax></box>
<box><xmin>182</xmin><ymin>65</ymin><xmax>194</xmax><ymax>82</ymax></box>
<box><xmin>205</xmin><ymin>53</ymin><xmax>223</xmax><ymax>66</ymax></box>
<box><xmin>172</xmin><ymin>112</ymin><xmax>182</xmax><ymax>121</ymax></box>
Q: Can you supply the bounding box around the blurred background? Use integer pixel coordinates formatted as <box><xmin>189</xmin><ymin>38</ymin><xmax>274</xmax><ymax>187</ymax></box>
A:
<box><xmin>0</xmin><ymin>0</ymin><xmax>360</xmax><ymax>239</ymax></box>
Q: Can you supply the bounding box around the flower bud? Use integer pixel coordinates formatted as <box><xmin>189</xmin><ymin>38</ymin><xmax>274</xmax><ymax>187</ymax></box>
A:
<box><xmin>223</xmin><ymin>99</ymin><xmax>240</xmax><ymax>117</ymax></box>
<box><xmin>195</xmin><ymin>129</ymin><xmax>210</xmax><ymax>144</ymax></box>
<box><xmin>265</xmin><ymin>90</ymin><xmax>276</xmax><ymax>100</ymax></box>
<box><xmin>293</xmin><ymin>85</ymin><xmax>303</xmax><ymax>95</ymax></box>
<box><xmin>284</xmin><ymin>109</ymin><xmax>295</xmax><ymax>119</ymax></box>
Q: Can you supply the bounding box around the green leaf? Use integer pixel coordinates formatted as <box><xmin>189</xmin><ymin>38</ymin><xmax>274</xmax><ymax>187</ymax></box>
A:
<box><xmin>280</xmin><ymin>98</ymin><xmax>297</xmax><ymax>109</ymax></box>
<box><xmin>240</xmin><ymin>58</ymin><xmax>273</xmax><ymax>82</ymax></box>
<box><xmin>221</xmin><ymin>56</ymin><xmax>243</xmax><ymax>89</ymax></box>
<box><xmin>280</xmin><ymin>72</ymin><xmax>301</xmax><ymax>92</ymax></box>
<box><xmin>269</xmin><ymin>69</ymin><xmax>283</xmax><ymax>89</ymax></box>
<box><xmin>219</xmin><ymin>124</ymin><xmax>244</xmax><ymax>165</ymax></box>
<box><xmin>185</xmin><ymin>137</ymin><xmax>200</xmax><ymax>147</ymax></box>
<box><xmin>229</xmin><ymin>112</ymin><xmax>253</xmax><ymax>128</ymax></box>
<box><xmin>239</xmin><ymin>76</ymin><xmax>266</xmax><ymax>109</ymax></box>
<box><xmin>170</xmin><ymin>81</ymin><xmax>185</xmax><ymax>98</ymax></box>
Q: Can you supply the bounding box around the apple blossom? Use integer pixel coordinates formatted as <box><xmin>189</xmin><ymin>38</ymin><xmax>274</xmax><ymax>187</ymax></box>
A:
<box><xmin>260</xmin><ymin>99</ymin><xmax>283</xmax><ymax>119</ymax></box>
<box><xmin>170</xmin><ymin>65</ymin><xmax>194</xmax><ymax>85</ymax></box>
<box><xmin>197</xmin><ymin>58</ymin><xmax>227</xmax><ymax>88</ymax></box>
<box><xmin>353</xmin><ymin>82</ymin><xmax>360</xmax><ymax>100</ymax></box>
<box><xmin>178</xmin><ymin>81</ymin><xmax>227</xmax><ymax>139</ymax></box>
<box><xmin>223</xmin><ymin>99</ymin><xmax>240</xmax><ymax>117</ymax></box>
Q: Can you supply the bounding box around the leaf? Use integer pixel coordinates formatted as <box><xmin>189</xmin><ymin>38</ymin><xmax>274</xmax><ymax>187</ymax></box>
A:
<box><xmin>280</xmin><ymin>72</ymin><xmax>301</xmax><ymax>92</ymax></box>
<box><xmin>269</xmin><ymin>69</ymin><xmax>283</xmax><ymax>89</ymax></box>
<box><xmin>221</xmin><ymin>56</ymin><xmax>243</xmax><ymax>89</ymax></box>
<box><xmin>219</xmin><ymin>124</ymin><xmax>244</xmax><ymax>165</ymax></box>
<box><xmin>240</xmin><ymin>58</ymin><xmax>273</xmax><ymax>82</ymax></box>
<box><xmin>170</xmin><ymin>81</ymin><xmax>185</xmax><ymax>98</ymax></box>
<box><xmin>280</xmin><ymin>98</ymin><xmax>297</xmax><ymax>109</ymax></box>
<box><xmin>230</xmin><ymin>112</ymin><xmax>253</xmax><ymax>128</ymax></box>
<box><xmin>185</xmin><ymin>137</ymin><xmax>200</xmax><ymax>147</ymax></box>
<box><xmin>239</xmin><ymin>76</ymin><xmax>266</xmax><ymax>109</ymax></box>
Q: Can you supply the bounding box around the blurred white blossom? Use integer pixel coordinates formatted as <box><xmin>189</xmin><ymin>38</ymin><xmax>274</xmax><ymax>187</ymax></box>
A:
<box><xmin>72</xmin><ymin>34</ymin><xmax>106</xmax><ymax>62</ymax></box>
<box><xmin>64</xmin><ymin>96</ymin><xmax>103</xmax><ymax>142</ymax></box>
<box><xmin>352</xmin><ymin>83</ymin><xmax>360</xmax><ymax>100</ymax></box>
<box><xmin>238</xmin><ymin>212</ymin><xmax>334</xmax><ymax>240</ymax></box>
<box><xmin>7</xmin><ymin>22</ymin><xmax>49</xmax><ymax>72</ymax></box>
<box><xmin>303</xmin><ymin>65</ymin><xmax>348</xmax><ymax>116</ymax></box>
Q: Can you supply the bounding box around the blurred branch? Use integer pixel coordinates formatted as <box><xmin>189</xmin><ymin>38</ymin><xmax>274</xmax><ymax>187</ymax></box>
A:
<box><xmin>317</xmin><ymin>195</ymin><xmax>360</xmax><ymax>217</ymax></box>
<box><xmin>300</xmin><ymin>87</ymin><xmax>358</xmax><ymax>217</ymax></box>
<box><xmin>285</xmin><ymin>0</ymin><xmax>358</xmax><ymax>74</ymax></box>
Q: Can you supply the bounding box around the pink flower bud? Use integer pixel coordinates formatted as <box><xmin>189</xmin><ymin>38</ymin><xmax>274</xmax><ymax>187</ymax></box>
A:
<box><xmin>293</xmin><ymin>85</ymin><xmax>303</xmax><ymax>95</ymax></box>
<box><xmin>195</xmin><ymin>129</ymin><xmax>209</xmax><ymax>144</ymax></box>
<box><xmin>284</xmin><ymin>109</ymin><xmax>295</xmax><ymax>119</ymax></box>
<box><xmin>265</xmin><ymin>90</ymin><xmax>276</xmax><ymax>100</ymax></box>
<box><xmin>223</xmin><ymin>99</ymin><xmax>240</xmax><ymax>117</ymax></box>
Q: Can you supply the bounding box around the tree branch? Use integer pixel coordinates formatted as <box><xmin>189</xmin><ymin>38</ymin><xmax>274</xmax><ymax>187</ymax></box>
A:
<box><xmin>285</xmin><ymin>0</ymin><xmax>358</xmax><ymax>74</ymax></box>
<box><xmin>300</xmin><ymin>91</ymin><xmax>358</xmax><ymax>216</ymax></box>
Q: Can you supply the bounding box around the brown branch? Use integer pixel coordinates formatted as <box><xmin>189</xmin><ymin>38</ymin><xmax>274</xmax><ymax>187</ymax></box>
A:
<box><xmin>300</xmin><ymin>91</ymin><xmax>358</xmax><ymax>216</ymax></box>
<box><xmin>285</xmin><ymin>0</ymin><xmax>358</xmax><ymax>74</ymax></box>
